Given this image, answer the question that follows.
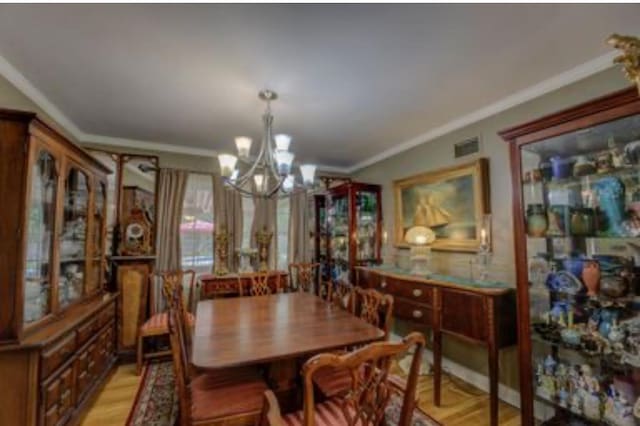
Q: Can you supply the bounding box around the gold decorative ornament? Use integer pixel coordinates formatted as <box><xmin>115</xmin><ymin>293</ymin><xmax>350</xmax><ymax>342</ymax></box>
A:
<box><xmin>608</xmin><ymin>33</ymin><xmax>640</xmax><ymax>93</ymax></box>
<box><xmin>255</xmin><ymin>226</ymin><xmax>273</xmax><ymax>272</ymax></box>
<box><xmin>214</xmin><ymin>224</ymin><xmax>230</xmax><ymax>276</ymax></box>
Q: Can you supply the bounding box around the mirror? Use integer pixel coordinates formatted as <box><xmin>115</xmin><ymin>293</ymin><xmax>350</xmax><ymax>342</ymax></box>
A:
<box><xmin>119</xmin><ymin>155</ymin><xmax>158</xmax><ymax>255</ymax></box>
<box><xmin>87</xmin><ymin>150</ymin><xmax>119</xmax><ymax>255</ymax></box>
<box><xmin>87</xmin><ymin>149</ymin><xmax>158</xmax><ymax>256</ymax></box>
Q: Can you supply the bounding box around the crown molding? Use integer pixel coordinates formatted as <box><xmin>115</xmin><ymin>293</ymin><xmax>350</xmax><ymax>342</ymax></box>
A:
<box><xmin>345</xmin><ymin>51</ymin><xmax>618</xmax><ymax>174</ymax></box>
<box><xmin>0</xmin><ymin>50</ymin><xmax>617</xmax><ymax>176</ymax></box>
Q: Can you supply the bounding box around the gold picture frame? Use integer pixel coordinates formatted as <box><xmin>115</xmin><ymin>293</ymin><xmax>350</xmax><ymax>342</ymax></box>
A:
<box><xmin>393</xmin><ymin>158</ymin><xmax>490</xmax><ymax>252</ymax></box>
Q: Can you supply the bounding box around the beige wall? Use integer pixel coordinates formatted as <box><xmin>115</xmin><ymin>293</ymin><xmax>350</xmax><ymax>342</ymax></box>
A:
<box><xmin>354</xmin><ymin>67</ymin><xmax>631</xmax><ymax>391</ymax></box>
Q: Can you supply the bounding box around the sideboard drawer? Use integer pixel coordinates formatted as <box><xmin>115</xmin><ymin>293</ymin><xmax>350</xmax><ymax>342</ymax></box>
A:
<box><xmin>378</xmin><ymin>276</ymin><xmax>433</xmax><ymax>306</ymax></box>
<box><xmin>441</xmin><ymin>289</ymin><xmax>487</xmax><ymax>342</ymax></box>
<box><xmin>97</xmin><ymin>303</ymin><xmax>115</xmax><ymax>328</ymax></box>
<box><xmin>394</xmin><ymin>298</ymin><xmax>432</xmax><ymax>326</ymax></box>
<box><xmin>76</xmin><ymin>316</ymin><xmax>99</xmax><ymax>346</ymax></box>
<box><xmin>41</xmin><ymin>332</ymin><xmax>76</xmax><ymax>378</ymax></box>
<box><xmin>43</xmin><ymin>363</ymin><xmax>74</xmax><ymax>426</ymax></box>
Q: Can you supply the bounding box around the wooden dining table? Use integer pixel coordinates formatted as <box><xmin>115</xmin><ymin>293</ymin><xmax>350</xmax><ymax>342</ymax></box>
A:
<box><xmin>191</xmin><ymin>292</ymin><xmax>385</xmax><ymax>406</ymax></box>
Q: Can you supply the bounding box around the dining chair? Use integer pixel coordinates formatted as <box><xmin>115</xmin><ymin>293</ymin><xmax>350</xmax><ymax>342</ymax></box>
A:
<box><xmin>261</xmin><ymin>332</ymin><xmax>426</xmax><ymax>426</ymax></box>
<box><xmin>136</xmin><ymin>269</ymin><xmax>196</xmax><ymax>375</ymax></box>
<box><xmin>314</xmin><ymin>287</ymin><xmax>394</xmax><ymax>399</ymax></box>
<box><xmin>288</xmin><ymin>262</ymin><xmax>320</xmax><ymax>293</ymax></box>
<box><xmin>167</xmin><ymin>298</ymin><xmax>269</xmax><ymax>426</ymax></box>
<box><xmin>240</xmin><ymin>271</ymin><xmax>281</xmax><ymax>296</ymax></box>
<box><xmin>328</xmin><ymin>279</ymin><xmax>355</xmax><ymax>311</ymax></box>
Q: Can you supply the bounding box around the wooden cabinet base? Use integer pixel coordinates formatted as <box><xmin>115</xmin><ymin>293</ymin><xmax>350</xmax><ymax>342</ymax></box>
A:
<box><xmin>0</xmin><ymin>294</ymin><xmax>118</xmax><ymax>426</ymax></box>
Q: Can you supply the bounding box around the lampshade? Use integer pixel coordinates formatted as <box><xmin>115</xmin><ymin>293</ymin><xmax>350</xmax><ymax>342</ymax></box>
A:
<box><xmin>299</xmin><ymin>164</ymin><xmax>317</xmax><ymax>186</ymax></box>
<box><xmin>274</xmin><ymin>134</ymin><xmax>291</xmax><ymax>152</ymax></box>
<box><xmin>274</xmin><ymin>151</ymin><xmax>294</xmax><ymax>176</ymax></box>
<box><xmin>235</xmin><ymin>137</ymin><xmax>252</xmax><ymax>158</ymax></box>
<box><xmin>218</xmin><ymin>154</ymin><xmax>238</xmax><ymax>178</ymax></box>
<box><xmin>405</xmin><ymin>226</ymin><xmax>436</xmax><ymax>246</ymax></box>
<box><xmin>282</xmin><ymin>174</ymin><xmax>295</xmax><ymax>192</ymax></box>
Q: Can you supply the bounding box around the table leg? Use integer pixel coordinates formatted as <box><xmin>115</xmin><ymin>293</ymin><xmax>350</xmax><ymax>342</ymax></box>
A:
<box><xmin>433</xmin><ymin>289</ymin><xmax>442</xmax><ymax>407</ymax></box>
<box><xmin>487</xmin><ymin>297</ymin><xmax>498</xmax><ymax>426</ymax></box>
<box><xmin>268</xmin><ymin>359</ymin><xmax>300</xmax><ymax>413</ymax></box>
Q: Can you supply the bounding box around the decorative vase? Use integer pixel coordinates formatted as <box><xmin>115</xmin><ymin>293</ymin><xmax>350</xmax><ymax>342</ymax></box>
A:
<box><xmin>624</xmin><ymin>140</ymin><xmax>640</xmax><ymax>165</ymax></box>
<box><xmin>526</xmin><ymin>204</ymin><xmax>547</xmax><ymax>237</ymax></box>
<box><xmin>570</xmin><ymin>208</ymin><xmax>595</xmax><ymax>236</ymax></box>
<box><xmin>551</xmin><ymin>156</ymin><xmax>574</xmax><ymax>179</ymax></box>
<box><xmin>594</xmin><ymin>177</ymin><xmax>627</xmax><ymax>237</ymax></box>
<box><xmin>574</xmin><ymin>155</ymin><xmax>596</xmax><ymax>177</ymax></box>
<box><xmin>582</xmin><ymin>260</ymin><xmax>601</xmax><ymax>296</ymax></box>
<box><xmin>598</xmin><ymin>309</ymin><xmax>618</xmax><ymax>338</ymax></box>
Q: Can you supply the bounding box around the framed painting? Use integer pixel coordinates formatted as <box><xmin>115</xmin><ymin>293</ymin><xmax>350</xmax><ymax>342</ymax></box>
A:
<box><xmin>393</xmin><ymin>158</ymin><xmax>489</xmax><ymax>252</ymax></box>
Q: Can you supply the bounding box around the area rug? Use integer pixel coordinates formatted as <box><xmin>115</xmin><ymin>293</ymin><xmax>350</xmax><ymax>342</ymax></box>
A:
<box><xmin>126</xmin><ymin>361</ymin><xmax>440</xmax><ymax>426</ymax></box>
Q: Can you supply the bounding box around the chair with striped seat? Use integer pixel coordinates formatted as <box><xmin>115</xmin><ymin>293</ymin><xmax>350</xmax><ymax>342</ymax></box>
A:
<box><xmin>261</xmin><ymin>332</ymin><xmax>426</xmax><ymax>426</ymax></box>
<box><xmin>313</xmin><ymin>287</ymin><xmax>394</xmax><ymax>398</ymax></box>
<box><xmin>166</xmin><ymin>285</ymin><xmax>269</xmax><ymax>426</ymax></box>
<box><xmin>136</xmin><ymin>269</ymin><xmax>197</xmax><ymax>375</ymax></box>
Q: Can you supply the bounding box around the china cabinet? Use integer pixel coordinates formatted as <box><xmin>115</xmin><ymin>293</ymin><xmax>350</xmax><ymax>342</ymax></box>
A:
<box><xmin>501</xmin><ymin>87</ymin><xmax>640</xmax><ymax>425</ymax></box>
<box><xmin>321</xmin><ymin>182</ymin><xmax>382</xmax><ymax>282</ymax></box>
<box><xmin>313</xmin><ymin>194</ymin><xmax>330</xmax><ymax>281</ymax></box>
<box><xmin>0</xmin><ymin>108</ymin><xmax>116</xmax><ymax>426</ymax></box>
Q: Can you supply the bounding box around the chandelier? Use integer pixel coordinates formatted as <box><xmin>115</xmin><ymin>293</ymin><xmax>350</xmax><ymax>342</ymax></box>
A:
<box><xmin>217</xmin><ymin>89</ymin><xmax>317</xmax><ymax>198</ymax></box>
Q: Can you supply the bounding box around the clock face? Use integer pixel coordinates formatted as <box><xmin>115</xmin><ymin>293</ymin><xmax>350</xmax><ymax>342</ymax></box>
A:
<box><xmin>126</xmin><ymin>223</ymin><xmax>144</xmax><ymax>240</ymax></box>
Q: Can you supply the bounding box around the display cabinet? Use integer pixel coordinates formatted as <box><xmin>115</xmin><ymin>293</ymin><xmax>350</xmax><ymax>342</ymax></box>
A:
<box><xmin>313</xmin><ymin>194</ymin><xmax>330</xmax><ymax>281</ymax></box>
<box><xmin>324</xmin><ymin>182</ymin><xmax>382</xmax><ymax>282</ymax></box>
<box><xmin>0</xmin><ymin>108</ymin><xmax>116</xmax><ymax>426</ymax></box>
<box><xmin>501</xmin><ymin>87</ymin><xmax>640</xmax><ymax>425</ymax></box>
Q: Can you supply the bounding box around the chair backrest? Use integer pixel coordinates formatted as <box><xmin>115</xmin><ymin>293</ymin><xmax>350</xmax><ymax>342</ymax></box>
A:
<box><xmin>162</xmin><ymin>273</ymin><xmax>194</xmax><ymax>358</ymax></box>
<box><xmin>301</xmin><ymin>332</ymin><xmax>426</xmax><ymax>426</ymax></box>
<box><xmin>167</xmin><ymin>303</ymin><xmax>192</xmax><ymax>426</ymax></box>
<box><xmin>353</xmin><ymin>287</ymin><xmax>394</xmax><ymax>340</ymax></box>
<box><xmin>288</xmin><ymin>263</ymin><xmax>320</xmax><ymax>293</ymax></box>
<box><xmin>151</xmin><ymin>269</ymin><xmax>197</xmax><ymax>315</ymax></box>
<box><xmin>241</xmin><ymin>271</ymin><xmax>280</xmax><ymax>296</ymax></box>
<box><xmin>328</xmin><ymin>279</ymin><xmax>354</xmax><ymax>311</ymax></box>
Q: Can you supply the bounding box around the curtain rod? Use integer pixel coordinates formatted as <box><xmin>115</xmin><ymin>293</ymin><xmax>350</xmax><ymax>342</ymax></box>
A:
<box><xmin>154</xmin><ymin>165</ymin><xmax>218</xmax><ymax>177</ymax></box>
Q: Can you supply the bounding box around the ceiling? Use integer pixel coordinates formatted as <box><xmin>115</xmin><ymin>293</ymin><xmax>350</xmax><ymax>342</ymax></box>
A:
<box><xmin>0</xmin><ymin>4</ymin><xmax>638</xmax><ymax>171</ymax></box>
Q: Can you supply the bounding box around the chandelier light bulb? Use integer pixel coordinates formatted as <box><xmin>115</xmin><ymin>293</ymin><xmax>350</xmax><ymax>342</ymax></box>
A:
<box><xmin>282</xmin><ymin>174</ymin><xmax>295</xmax><ymax>192</ymax></box>
<box><xmin>254</xmin><ymin>174</ymin><xmax>265</xmax><ymax>192</ymax></box>
<box><xmin>274</xmin><ymin>151</ymin><xmax>294</xmax><ymax>176</ymax></box>
<box><xmin>218</xmin><ymin>154</ymin><xmax>238</xmax><ymax>178</ymax></box>
<box><xmin>299</xmin><ymin>164</ymin><xmax>317</xmax><ymax>186</ymax></box>
<box><xmin>235</xmin><ymin>137</ymin><xmax>252</xmax><ymax>158</ymax></box>
<box><xmin>274</xmin><ymin>134</ymin><xmax>292</xmax><ymax>152</ymax></box>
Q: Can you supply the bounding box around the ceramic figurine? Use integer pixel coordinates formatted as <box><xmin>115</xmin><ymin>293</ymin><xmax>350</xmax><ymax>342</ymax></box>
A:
<box><xmin>597</xmin><ymin>151</ymin><xmax>614</xmax><ymax>174</ymax></box>
<box><xmin>609</xmin><ymin>137</ymin><xmax>627</xmax><ymax>168</ymax></box>
<box><xmin>608</xmin><ymin>320</ymin><xmax>626</xmax><ymax>345</ymax></box>
<box><xmin>624</xmin><ymin>140</ymin><xmax>640</xmax><ymax>165</ymax></box>
<box><xmin>574</xmin><ymin>155</ymin><xmax>597</xmax><ymax>176</ymax></box>
<box><xmin>561</xmin><ymin>327</ymin><xmax>582</xmax><ymax>346</ymax></box>
<box><xmin>582</xmin><ymin>259</ymin><xmax>601</xmax><ymax>296</ymax></box>
<box><xmin>581</xmin><ymin>365</ymin><xmax>602</xmax><ymax>422</ymax></box>
<box><xmin>604</xmin><ymin>386</ymin><xmax>636</xmax><ymax>426</ymax></box>
<box><xmin>594</xmin><ymin>177</ymin><xmax>627</xmax><ymax>237</ymax></box>
<box><xmin>633</xmin><ymin>395</ymin><xmax>640</xmax><ymax>423</ymax></box>
<box><xmin>599</xmin><ymin>309</ymin><xmax>619</xmax><ymax>338</ymax></box>
<box><xmin>558</xmin><ymin>387</ymin><xmax>569</xmax><ymax>408</ymax></box>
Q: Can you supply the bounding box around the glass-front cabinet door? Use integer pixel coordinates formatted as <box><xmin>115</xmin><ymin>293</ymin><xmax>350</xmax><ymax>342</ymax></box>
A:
<box><xmin>354</xmin><ymin>189</ymin><xmax>379</xmax><ymax>265</ymax></box>
<box><xmin>58</xmin><ymin>165</ymin><xmax>89</xmax><ymax>309</ymax></box>
<box><xmin>518</xmin><ymin>112</ymin><xmax>640</xmax><ymax>423</ymax></box>
<box><xmin>328</xmin><ymin>192</ymin><xmax>350</xmax><ymax>281</ymax></box>
<box><xmin>23</xmin><ymin>149</ymin><xmax>58</xmax><ymax>325</ymax></box>
<box><xmin>87</xmin><ymin>180</ymin><xmax>106</xmax><ymax>295</ymax></box>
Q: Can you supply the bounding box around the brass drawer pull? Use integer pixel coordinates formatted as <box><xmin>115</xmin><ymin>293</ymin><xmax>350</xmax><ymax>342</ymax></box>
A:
<box><xmin>380</xmin><ymin>280</ymin><xmax>387</xmax><ymax>288</ymax></box>
<box><xmin>412</xmin><ymin>310</ymin><xmax>423</xmax><ymax>319</ymax></box>
<box><xmin>412</xmin><ymin>289</ymin><xmax>422</xmax><ymax>297</ymax></box>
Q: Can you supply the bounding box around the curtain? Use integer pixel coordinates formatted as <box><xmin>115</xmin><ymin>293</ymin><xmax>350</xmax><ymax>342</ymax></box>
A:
<box><xmin>213</xmin><ymin>174</ymin><xmax>243</xmax><ymax>272</ymax></box>
<box><xmin>251</xmin><ymin>194</ymin><xmax>277</xmax><ymax>270</ymax></box>
<box><xmin>288</xmin><ymin>191</ymin><xmax>310</xmax><ymax>264</ymax></box>
<box><xmin>154</xmin><ymin>168</ymin><xmax>188</xmax><ymax>312</ymax></box>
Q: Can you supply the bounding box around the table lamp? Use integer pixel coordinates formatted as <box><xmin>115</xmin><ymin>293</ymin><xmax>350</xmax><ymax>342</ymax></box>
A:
<box><xmin>405</xmin><ymin>225</ymin><xmax>436</xmax><ymax>276</ymax></box>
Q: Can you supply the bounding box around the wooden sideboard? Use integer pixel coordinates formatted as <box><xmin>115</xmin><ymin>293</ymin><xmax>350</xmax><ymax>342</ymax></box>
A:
<box><xmin>0</xmin><ymin>294</ymin><xmax>117</xmax><ymax>426</ymax></box>
<box><xmin>199</xmin><ymin>271</ymin><xmax>289</xmax><ymax>299</ymax></box>
<box><xmin>356</xmin><ymin>267</ymin><xmax>517</xmax><ymax>426</ymax></box>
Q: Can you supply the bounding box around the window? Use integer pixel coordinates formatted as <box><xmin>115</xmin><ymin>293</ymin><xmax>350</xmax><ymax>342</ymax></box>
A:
<box><xmin>277</xmin><ymin>197</ymin><xmax>290</xmax><ymax>270</ymax></box>
<box><xmin>180</xmin><ymin>174</ymin><xmax>214</xmax><ymax>272</ymax></box>
<box><xmin>241</xmin><ymin>197</ymin><xmax>254</xmax><ymax>249</ymax></box>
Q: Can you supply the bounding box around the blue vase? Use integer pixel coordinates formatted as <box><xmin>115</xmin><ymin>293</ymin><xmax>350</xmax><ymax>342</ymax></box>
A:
<box><xmin>550</xmin><ymin>157</ymin><xmax>574</xmax><ymax>179</ymax></box>
<box><xmin>594</xmin><ymin>177</ymin><xmax>626</xmax><ymax>236</ymax></box>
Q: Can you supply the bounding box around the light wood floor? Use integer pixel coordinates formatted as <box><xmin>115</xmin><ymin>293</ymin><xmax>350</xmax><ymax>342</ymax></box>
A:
<box><xmin>81</xmin><ymin>363</ymin><xmax>521</xmax><ymax>426</ymax></box>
